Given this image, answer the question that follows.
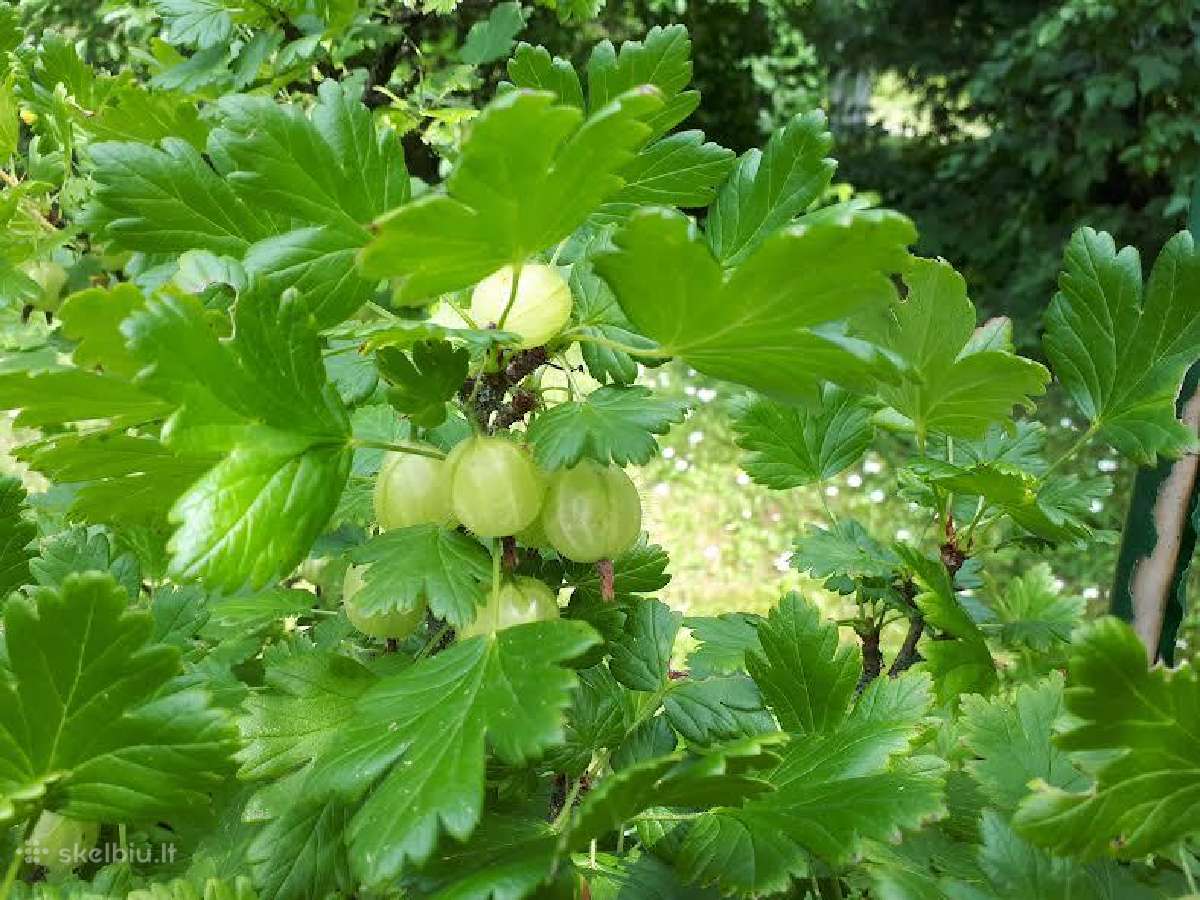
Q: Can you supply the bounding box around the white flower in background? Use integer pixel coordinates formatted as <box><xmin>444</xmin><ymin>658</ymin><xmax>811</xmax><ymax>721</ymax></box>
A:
<box><xmin>654</xmin><ymin>482</ymin><xmax>670</xmax><ymax>497</ymax></box>
<box><xmin>684</xmin><ymin>385</ymin><xmax>697</xmax><ymax>396</ymax></box>
<box><xmin>662</xmin><ymin>446</ymin><xmax>676</xmax><ymax>459</ymax></box>
<box><xmin>864</xmin><ymin>457</ymin><xmax>883</xmax><ymax>474</ymax></box>
<box><xmin>846</xmin><ymin>473</ymin><xmax>863</xmax><ymax>488</ymax></box>
<box><xmin>687</xmin><ymin>368</ymin><xmax>698</xmax><ymax>377</ymax></box>
<box><xmin>674</xmin><ymin>459</ymin><xmax>689</xmax><ymax>472</ymax></box>
<box><xmin>774</xmin><ymin>551</ymin><xmax>792</xmax><ymax>573</ymax></box>
<box><xmin>869</xmin><ymin>489</ymin><xmax>885</xmax><ymax>503</ymax></box>
<box><xmin>770</xmin><ymin>512</ymin><xmax>782</xmax><ymax>523</ymax></box>
<box><xmin>688</xmin><ymin>430</ymin><xmax>704</xmax><ymax>445</ymax></box>
<box><xmin>1053</xmin><ymin>578</ymin><xmax>1065</xmax><ymax>591</ymax></box>
<box><xmin>1098</xmin><ymin>458</ymin><xmax>1118</xmax><ymax>472</ymax></box>
<box><xmin>1083</xmin><ymin>586</ymin><xmax>1100</xmax><ymax>600</ymax></box>
<box><xmin>1090</xmin><ymin>499</ymin><xmax>1103</xmax><ymax>513</ymax></box>
<box><xmin>741</xmin><ymin>509</ymin><xmax>752</xmax><ymax>519</ymax></box>
<box><xmin>736</xmin><ymin>472</ymin><xmax>751</xmax><ymax>486</ymax></box>
<box><xmin>703</xmin><ymin>544</ymin><xmax>720</xmax><ymax>560</ymax></box>
<box><xmin>697</xmin><ymin>387</ymin><xmax>717</xmax><ymax>403</ymax></box>
<box><xmin>895</xmin><ymin>528</ymin><xmax>911</xmax><ymax>541</ymax></box>
<box><xmin>825</xmin><ymin>485</ymin><xmax>839</xmax><ymax>497</ymax></box>
<box><xmin>1059</xmin><ymin>417</ymin><xmax>1073</xmax><ymax>429</ymax></box>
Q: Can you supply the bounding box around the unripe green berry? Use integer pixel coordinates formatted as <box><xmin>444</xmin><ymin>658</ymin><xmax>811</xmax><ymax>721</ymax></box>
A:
<box><xmin>542</xmin><ymin>459</ymin><xmax>641</xmax><ymax>563</ymax></box>
<box><xmin>458</xmin><ymin>576</ymin><xmax>559</xmax><ymax>639</ymax></box>
<box><xmin>445</xmin><ymin>437</ymin><xmax>545</xmax><ymax>537</ymax></box>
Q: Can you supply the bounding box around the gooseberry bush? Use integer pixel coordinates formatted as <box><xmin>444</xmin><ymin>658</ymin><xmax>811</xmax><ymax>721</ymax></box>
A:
<box><xmin>1</xmin><ymin>5</ymin><xmax>1199</xmax><ymax>899</ymax></box>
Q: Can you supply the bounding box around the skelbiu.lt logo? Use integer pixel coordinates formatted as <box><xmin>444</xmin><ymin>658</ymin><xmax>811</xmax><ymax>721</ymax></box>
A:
<box><xmin>24</xmin><ymin>841</ymin><xmax>177</xmax><ymax>867</ymax></box>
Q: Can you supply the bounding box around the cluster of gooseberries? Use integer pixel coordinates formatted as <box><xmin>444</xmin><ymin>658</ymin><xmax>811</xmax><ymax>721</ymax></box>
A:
<box><xmin>342</xmin><ymin>263</ymin><xmax>644</xmax><ymax>641</ymax></box>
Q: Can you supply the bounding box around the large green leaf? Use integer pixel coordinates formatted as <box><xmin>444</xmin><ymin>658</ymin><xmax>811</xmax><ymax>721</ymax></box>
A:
<box><xmin>123</xmin><ymin>289</ymin><xmax>352</xmax><ymax>589</ymax></box>
<box><xmin>0</xmin><ymin>369</ymin><xmax>171</xmax><ymax>429</ymax></box>
<box><xmin>19</xmin><ymin>432</ymin><xmax>214</xmax><ymax>527</ymax></box>
<box><xmin>596</xmin><ymin>206</ymin><xmax>915</xmax><ymax>401</ymax></box>
<box><xmin>348</xmin><ymin>525</ymin><xmax>492</xmax><ymax>629</ymax></box>
<box><xmin>680</xmin><ymin>666</ymin><xmax>942</xmax><ymax>894</ymax></box>
<box><xmin>1014</xmin><ymin>617</ymin><xmax>1200</xmax><ymax>857</ymax></box>
<box><xmin>1044</xmin><ymin>228</ymin><xmax>1200</xmax><ymax>463</ymax></box>
<box><xmin>359</xmin><ymin>88</ymin><xmax>661</xmax><ymax>301</ymax></box>
<box><xmin>0</xmin><ymin>573</ymin><xmax>235</xmax><ymax>825</ymax></box>
<box><xmin>608</xmin><ymin>597</ymin><xmax>681</xmax><ymax>692</ymax></box>
<box><xmin>706</xmin><ymin>110</ymin><xmax>836</xmax><ymax>268</ymax></box>
<box><xmin>584</xmin><ymin>25</ymin><xmax>697</xmax><ymax>139</ymax></box>
<box><xmin>598</xmin><ymin>130</ymin><xmax>734</xmax><ymax>221</ymax></box>
<box><xmin>304</xmin><ymin>620</ymin><xmax>599</xmax><ymax>882</ymax></box>
<box><xmin>527</xmin><ymin>384</ymin><xmax>686</xmax><ymax>470</ymax></box>
<box><xmin>0</xmin><ymin>476</ymin><xmax>34</xmax><ymax>599</ymax></box>
<box><xmin>746</xmin><ymin>592</ymin><xmax>859</xmax><ymax>735</ymax></box>
<box><xmin>88</xmin><ymin>82</ymin><xmax>405</xmax><ymax>327</ymax></box>
<box><xmin>870</xmin><ymin>256</ymin><xmax>1049</xmax><ymax>441</ymax></box>
<box><xmin>732</xmin><ymin>385</ymin><xmax>874</xmax><ymax>489</ymax></box>
<box><xmin>86</xmin><ymin>137</ymin><xmax>271</xmax><ymax>257</ymax></box>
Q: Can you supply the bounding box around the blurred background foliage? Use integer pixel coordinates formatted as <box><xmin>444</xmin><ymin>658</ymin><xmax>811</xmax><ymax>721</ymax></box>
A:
<box><xmin>5</xmin><ymin>0</ymin><xmax>1194</xmax><ymax>619</ymax></box>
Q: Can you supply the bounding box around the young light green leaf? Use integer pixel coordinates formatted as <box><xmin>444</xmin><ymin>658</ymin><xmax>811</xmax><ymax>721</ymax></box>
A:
<box><xmin>1014</xmin><ymin>617</ymin><xmax>1200</xmax><ymax>857</ymax></box>
<box><xmin>596</xmin><ymin>206</ymin><xmax>915</xmax><ymax>401</ymax></box>
<box><xmin>304</xmin><ymin>620</ymin><xmax>599</xmax><ymax>882</ymax></box>
<box><xmin>359</xmin><ymin>88</ymin><xmax>662</xmax><ymax>302</ymax></box>
<box><xmin>791</xmin><ymin>520</ymin><xmax>898</xmax><ymax>582</ymax></box>
<box><xmin>19</xmin><ymin>432</ymin><xmax>214</xmax><ymax>527</ymax></box>
<box><xmin>0</xmin><ymin>370</ymin><xmax>171</xmax><ymax>429</ymax></box>
<box><xmin>870</xmin><ymin>257</ymin><xmax>1049</xmax><ymax>440</ymax></box>
<box><xmin>1044</xmin><ymin>228</ymin><xmax>1200</xmax><ymax>463</ymax></box>
<box><xmin>706</xmin><ymin>110</ymin><xmax>836</xmax><ymax>267</ymax></box>
<box><xmin>0</xmin><ymin>573</ymin><xmax>235</xmax><ymax>826</ymax></box>
<box><xmin>960</xmin><ymin>673</ymin><xmax>1086</xmax><ymax>813</ymax></box>
<box><xmin>527</xmin><ymin>384</ymin><xmax>686</xmax><ymax>470</ymax></box>
<box><xmin>348</xmin><ymin>525</ymin><xmax>492</xmax><ymax>629</ymax></box>
<box><xmin>57</xmin><ymin>283</ymin><xmax>145</xmax><ymax>378</ymax></box>
<box><xmin>733</xmin><ymin>385</ymin><xmax>875</xmax><ymax>489</ymax></box>
<box><xmin>982</xmin><ymin>564</ymin><xmax>1085</xmax><ymax>652</ymax></box>
<box><xmin>910</xmin><ymin>458</ymin><xmax>1097</xmax><ymax>544</ymax></box>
